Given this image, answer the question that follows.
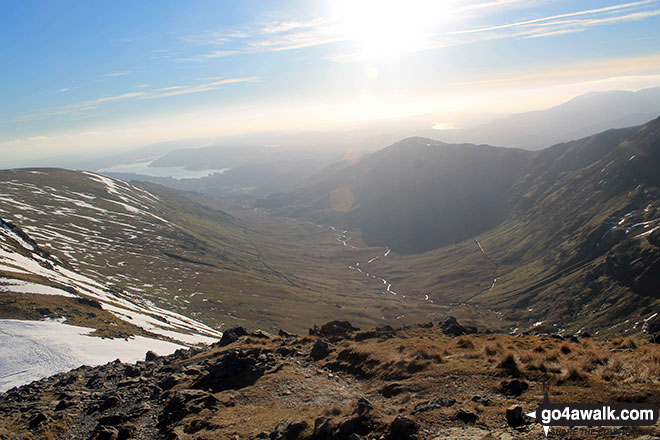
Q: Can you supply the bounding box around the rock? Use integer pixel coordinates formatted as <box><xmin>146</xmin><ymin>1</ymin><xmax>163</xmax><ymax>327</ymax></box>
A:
<box><xmin>89</xmin><ymin>425</ymin><xmax>119</xmax><ymax>440</ymax></box>
<box><xmin>414</xmin><ymin>397</ymin><xmax>457</xmax><ymax>412</ymax></box>
<box><xmin>193</xmin><ymin>348</ymin><xmax>272</xmax><ymax>392</ymax></box>
<box><xmin>278</xmin><ymin>329</ymin><xmax>297</xmax><ymax>338</ymax></box>
<box><xmin>385</xmin><ymin>415</ymin><xmax>418</xmax><ymax>440</ymax></box>
<box><xmin>98</xmin><ymin>394</ymin><xmax>121</xmax><ymax>412</ymax></box>
<box><xmin>184</xmin><ymin>418</ymin><xmax>221</xmax><ymax>434</ymax></box>
<box><xmin>471</xmin><ymin>395</ymin><xmax>492</xmax><ymax>406</ymax></box>
<box><xmin>310</xmin><ymin>339</ymin><xmax>331</xmax><ymax>361</ymax></box>
<box><xmin>27</xmin><ymin>412</ymin><xmax>49</xmax><ymax>429</ymax></box>
<box><xmin>124</xmin><ymin>365</ymin><xmax>141</xmax><ymax>378</ymax></box>
<box><xmin>145</xmin><ymin>351</ymin><xmax>159</xmax><ymax>362</ymax></box>
<box><xmin>498</xmin><ymin>379</ymin><xmax>529</xmax><ymax>396</ymax></box>
<box><xmin>268</xmin><ymin>420</ymin><xmax>307</xmax><ymax>439</ymax></box>
<box><xmin>159</xmin><ymin>374</ymin><xmax>184</xmax><ymax>391</ymax></box>
<box><xmin>216</xmin><ymin>326</ymin><xmax>248</xmax><ymax>347</ymax></box>
<box><xmin>159</xmin><ymin>389</ymin><xmax>220</xmax><ymax>427</ymax></box>
<box><xmin>311</xmin><ymin>321</ymin><xmax>359</xmax><ymax>337</ymax></box>
<box><xmin>55</xmin><ymin>399</ymin><xmax>74</xmax><ymax>411</ymax></box>
<box><xmin>380</xmin><ymin>383</ymin><xmax>404</xmax><ymax>398</ymax></box>
<box><xmin>252</xmin><ymin>330</ymin><xmax>274</xmax><ymax>339</ymax></box>
<box><xmin>354</xmin><ymin>326</ymin><xmax>396</xmax><ymax>341</ymax></box>
<box><xmin>455</xmin><ymin>409</ymin><xmax>478</xmax><ymax>424</ymax></box>
<box><xmin>439</xmin><ymin>316</ymin><xmax>471</xmax><ymax>337</ymax></box>
<box><xmin>98</xmin><ymin>414</ymin><xmax>127</xmax><ymax>426</ymax></box>
<box><xmin>355</xmin><ymin>398</ymin><xmax>373</xmax><ymax>416</ymax></box>
<box><xmin>505</xmin><ymin>405</ymin><xmax>527</xmax><ymax>427</ymax></box>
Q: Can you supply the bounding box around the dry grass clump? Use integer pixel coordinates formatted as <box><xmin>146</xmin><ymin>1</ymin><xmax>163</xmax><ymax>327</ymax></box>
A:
<box><xmin>497</xmin><ymin>351</ymin><xmax>521</xmax><ymax>377</ymax></box>
<box><xmin>611</xmin><ymin>337</ymin><xmax>637</xmax><ymax>350</ymax></box>
<box><xmin>561</xmin><ymin>362</ymin><xmax>588</xmax><ymax>383</ymax></box>
<box><xmin>414</xmin><ymin>348</ymin><xmax>444</xmax><ymax>363</ymax></box>
<box><xmin>619</xmin><ymin>338</ymin><xmax>637</xmax><ymax>350</ymax></box>
<box><xmin>524</xmin><ymin>355</ymin><xmax>547</xmax><ymax>373</ymax></box>
<box><xmin>483</xmin><ymin>342</ymin><xmax>501</xmax><ymax>357</ymax></box>
<box><xmin>597</xmin><ymin>349</ymin><xmax>660</xmax><ymax>384</ymax></box>
<box><xmin>579</xmin><ymin>350</ymin><xmax>607</xmax><ymax>373</ymax></box>
<box><xmin>532</xmin><ymin>343</ymin><xmax>546</xmax><ymax>353</ymax></box>
<box><xmin>322</xmin><ymin>406</ymin><xmax>343</xmax><ymax>416</ymax></box>
<box><xmin>456</xmin><ymin>337</ymin><xmax>475</xmax><ymax>349</ymax></box>
<box><xmin>545</xmin><ymin>349</ymin><xmax>561</xmax><ymax>362</ymax></box>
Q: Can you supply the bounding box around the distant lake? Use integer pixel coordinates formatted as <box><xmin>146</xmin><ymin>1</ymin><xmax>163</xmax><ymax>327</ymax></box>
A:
<box><xmin>98</xmin><ymin>161</ymin><xmax>230</xmax><ymax>180</ymax></box>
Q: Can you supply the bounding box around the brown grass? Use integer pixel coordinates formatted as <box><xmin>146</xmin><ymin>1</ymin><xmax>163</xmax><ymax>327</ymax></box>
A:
<box><xmin>497</xmin><ymin>351</ymin><xmax>521</xmax><ymax>377</ymax></box>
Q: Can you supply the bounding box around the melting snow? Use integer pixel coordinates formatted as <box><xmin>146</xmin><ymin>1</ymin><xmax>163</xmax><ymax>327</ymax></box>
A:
<box><xmin>0</xmin><ymin>278</ymin><xmax>76</xmax><ymax>297</ymax></box>
<box><xmin>0</xmin><ymin>319</ymin><xmax>184</xmax><ymax>392</ymax></box>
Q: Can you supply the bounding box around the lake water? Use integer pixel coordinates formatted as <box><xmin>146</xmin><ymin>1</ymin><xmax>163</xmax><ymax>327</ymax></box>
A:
<box><xmin>98</xmin><ymin>161</ymin><xmax>230</xmax><ymax>179</ymax></box>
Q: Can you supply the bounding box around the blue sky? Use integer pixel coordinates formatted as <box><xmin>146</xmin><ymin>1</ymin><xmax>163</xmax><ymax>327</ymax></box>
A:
<box><xmin>2</xmin><ymin>0</ymin><xmax>660</xmax><ymax>164</ymax></box>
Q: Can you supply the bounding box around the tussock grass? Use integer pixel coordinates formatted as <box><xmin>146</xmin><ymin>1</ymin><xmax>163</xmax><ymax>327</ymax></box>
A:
<box><xmin>497</xmin><ymin>352</ymin><xmax>521</xmax><ymax>377</ymax></box>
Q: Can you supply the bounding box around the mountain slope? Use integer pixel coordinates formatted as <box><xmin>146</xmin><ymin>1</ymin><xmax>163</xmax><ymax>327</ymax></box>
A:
<box><xmin>259</xmin><ymin>139</ymin><xmax>534</xmax><ymax>254</ymax></box>
<box><xmin>0</xmin><ymin>212</ymin><xmax>222</xmax><ymax>390</ymax></box>
<box><xmin>257</xmin><ymin>118</ymin><xmax>660</xmax><ymax>335</ymax></box>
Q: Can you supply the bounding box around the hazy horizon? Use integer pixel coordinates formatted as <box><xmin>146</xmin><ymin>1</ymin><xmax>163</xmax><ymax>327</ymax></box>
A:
<box><xmin>2</xmin><ymin>0</ymin><xmax>660</xmax><ymax>166</ymax></box>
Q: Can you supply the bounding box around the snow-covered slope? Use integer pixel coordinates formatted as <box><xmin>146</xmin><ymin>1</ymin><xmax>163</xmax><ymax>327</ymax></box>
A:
<box><xmin>0</xmin><ymin>170</ymin><xmax>227</xmax><ymax>389</ymax></box>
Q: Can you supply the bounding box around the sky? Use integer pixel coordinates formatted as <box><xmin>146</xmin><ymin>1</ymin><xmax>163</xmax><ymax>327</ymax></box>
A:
<box><xmin>2</xmin><ymin>0</ymin><xmax>660</xmax><ymax>165</ymax></box>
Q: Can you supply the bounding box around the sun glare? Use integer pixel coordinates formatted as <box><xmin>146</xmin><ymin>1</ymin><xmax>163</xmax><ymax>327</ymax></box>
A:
<box><xmin>332</xmin><ymin>0</ymin><xmax>449</xmax><ymax>60</ymax></box>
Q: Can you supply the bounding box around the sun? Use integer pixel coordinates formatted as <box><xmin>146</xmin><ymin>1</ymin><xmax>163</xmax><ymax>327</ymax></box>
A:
<box><xmin>332</xmin><ymin>0</ymin><xmax>450</xmax><ymax>60</ymax></box>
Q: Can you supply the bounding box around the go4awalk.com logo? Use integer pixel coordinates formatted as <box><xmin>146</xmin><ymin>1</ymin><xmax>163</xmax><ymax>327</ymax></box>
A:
<box><xmin>525</xmin><ymin>383</ymin><xmax>659</xmax><ymax>436</ymax></box>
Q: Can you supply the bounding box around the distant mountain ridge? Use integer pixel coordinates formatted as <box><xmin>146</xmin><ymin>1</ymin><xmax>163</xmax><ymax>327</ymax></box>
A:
<box><xmin>436</xmin><ymin>87</ymin><xmax>660</xmax><ymax>150</ymax></box>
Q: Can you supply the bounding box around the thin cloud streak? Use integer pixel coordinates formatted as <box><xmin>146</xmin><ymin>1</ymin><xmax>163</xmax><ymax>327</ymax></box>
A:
<box><xmin>180</xmin><ymin>0</ymin><xmax>660</xmax><ymax>63</ymax></box>
<box><xmin>450</xmin><ymin>0</ymin><xmax>658</xmax><ymax>34</ymax></box>
<box><xmin>15</xmin><ymin>77</ymin><xmax>257</xmax><ymax>122</ymax></box>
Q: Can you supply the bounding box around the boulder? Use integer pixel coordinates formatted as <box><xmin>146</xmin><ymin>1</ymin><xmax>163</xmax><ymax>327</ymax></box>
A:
<box><xmin>505</xmin><ymin>405</ymin><xmax>527</xmax><ymax>427</ymax></box>
<box><xmin>145</xmin><ymin>351</ymin><xmax>159</xmax><ymax>362</ymax></box>
<box><xmin>268</xmin><ymin>420</ymin><xmax>307</xmax><ymax>440</ymax></box>
<box><xmin>385</xmin><ymin>415</ymin><xmax>418</xmax><ymax>440</ymax></box>
<box><xmin>380</xmin><ymin>383</ymin><xmax>404</xmax><ymax>398</ymax></box>
<box><xmin>454</xmin><ymin>409</ymin><xmax>478</xmax><ymax>424</ymax></box>
<box><xmin>498</xmin><ymin>379</ymin><xmax>529</xmax><ymax>396</ymax></box>
<box><xmin>439</xmin><ymin>317</ymin><xmax>472</xmax><ymax>337</ymax></box>
<box><xmin>216</xmin><ymin>327</ymin><xmax>248</xmax><ymax>347</ymax></box>
<box><xmin>193</xmin><ymin>349</ymin><xmax>273</xmax><ymax>392</ymax></box>
<box><xmin>124</xmin><ymin>365</ymin><xmax>141</xmax><ymax>378</ymax></box>
<box><xmin>310</xmin><ymin>321</ymin><xmax>359</xmax><ymax>338</ymax></box>
<box><xmin>310</xmin><ymin>339</ymin><xmax>331</xmax><ymax>361</ymax></box>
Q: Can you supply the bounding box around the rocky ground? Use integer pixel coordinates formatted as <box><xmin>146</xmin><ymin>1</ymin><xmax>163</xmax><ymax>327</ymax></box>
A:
<box><xmin>1</xmin><ymin>318</ymin><xmax>659</xmax><ymax>440</ymax></box>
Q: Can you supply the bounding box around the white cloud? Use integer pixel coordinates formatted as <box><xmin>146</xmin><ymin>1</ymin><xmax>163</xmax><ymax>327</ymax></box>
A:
<box><xmin>103</xmin><ymin>71</ymin><xmax>130</xmax><ymax>77</ymax></box>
